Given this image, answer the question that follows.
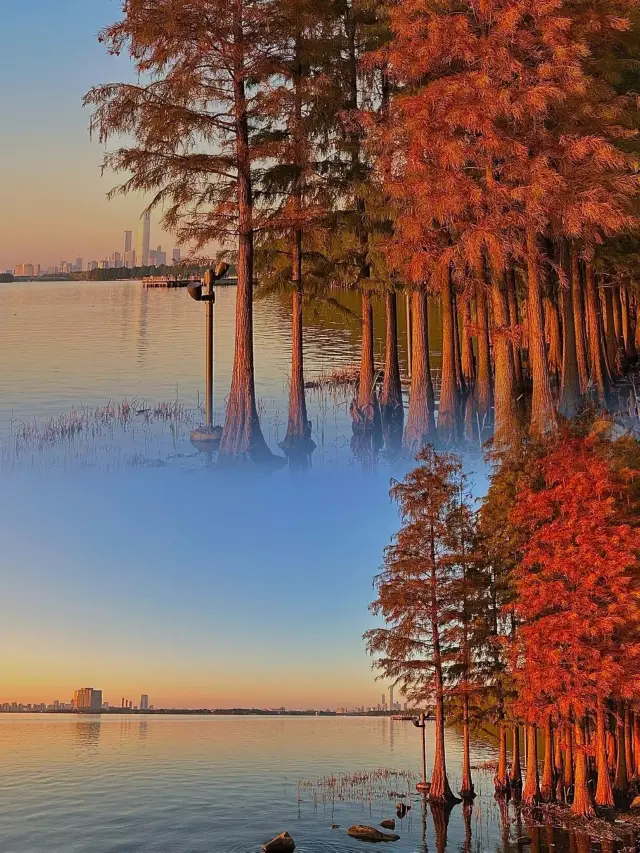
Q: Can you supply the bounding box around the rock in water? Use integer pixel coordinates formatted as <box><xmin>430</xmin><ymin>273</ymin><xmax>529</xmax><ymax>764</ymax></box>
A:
<box><xmin>262</xmin><ymin>832</ymin><xmax>295</xmax><ymax>853</ymax></box>
<box><xmin>347</xmin><ymin>825</ymin><xmax>400</xmax><ymax>842</ymax></box>
<box><xmin>380</xmin><ymin>819</ymin><xmax>396</xmax><ymax>830</ymax></box>
<box><xmin>395</xmin><ymin>803</ymin><xmax>411</xmax><ymax>818</ymax></box>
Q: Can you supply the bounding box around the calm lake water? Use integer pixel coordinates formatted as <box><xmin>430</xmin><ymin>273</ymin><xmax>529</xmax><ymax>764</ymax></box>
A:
<box><xmin>0</xmin><ymin>713</ymin><xmax>578</xmax><ymax>853</ymax></box>
<box><xmin>0</xmin><ymin>280</ymin><xmax>438</xmax><ymax>469</ymax></box>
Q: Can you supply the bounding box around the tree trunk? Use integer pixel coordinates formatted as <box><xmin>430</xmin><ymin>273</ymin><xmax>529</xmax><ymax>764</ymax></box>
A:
<box><xmin>491</xmin><ymin>273</ymin><xmax>519</xmax><ymax>446</ymax></box>
<box><xmin>613</xmin><ymin>286</ymin><xmax>624</xmax><ymax>341</ymax></box>
<box><xmin>453</xmin><ymin>291</ymin><xmax>466</xmax><ymax>397</ymax></box>
<box><xmin>404</xmin><ymin>290</ymin><xmax>437</xmax><ymax>453</ymax></box>
<box><xmin>438</xmin><ymin>269</ymin><xmax>460</xmax><ymax>443</ymax></box>
<box><xmin>604</xmin><ymin>286</ymin><xmax>618</xmax><ymax>372</ymax></box>
<box><xmin>614</xmin><ymin>705</ymin><xmax>629</xmax><ymax>800</ymax></box>
<box><xmin>570</xmin><ymin>246</ymin><xmax>589</xmax><ymax>394</ymax></box>
<box><xmin>554</xmin><ymin>728</ymin><xmax>565</xmax><ymax>802</ymax></box>
<box><xmin>495</xmin><ymin>723</ymin><xmax>509</xmax><ymax>794</ymax></box>
<box><xmin>351</xmin><ymin>289</ymin><xmax>380</xmax><ymax>431</ymax></box>
<box><xmin>625</xmin><ymin>706</ymin><xmax>634</xmax><ymax>784</ymax></box>
<box><xmin>541</xmin><ymin>716</ymin><xmax>555</xmax><ymax>802</ymax></box>
<box><xmin>460</xmin><ymin>294</ymin><xmax>476</xmax><ymax>389</ymax></box>
<box><xmin>621</xmin><ymin>287</ymin><xmax>637</xmax><ymax>362</ymax></box>
<box><xmin>461</xmin><ymin>694</ymin><xmax>474</xmax><ymax>798</ymax></box>
<box><xmin>564</xmin><ymin>723</ymin><xmax>575</xmax><ymax>789</ymax></box>
<box><xmin>584</xmin><ymin>262</ymin><xmax>610</xmax><ymax>406</ymax></box>
<box><xmin>595</xmin><ymin>697</ymin><xmax>614</xmax><ymax>807</ymax></box>
<box><xmin>523</xmin><ymin>724</ymin><xmax>540</xmax><ymax>805</ymax></box>
<box><xmin>220</xmin><ymin>21</ymin><xmax>272</xmax><ymax>463</ymax></box>
<box><xmin>544</xmin><ymin>294</ymin><xmax>562</xmax><ymax>383</ymax></box>
<box><xmin>281</xmin><ymin>233</ymin><xmax>313</xmax><ymax>456</ymax></box>
<box><xmin>559</xmin><ymin>244</ymin><xmax>582</xmax><ymax>416</ymax></box>
<box><xmin>511</xmin><ymin>724</ymin><xmax>523</xmax><ymax>788</ymax></box>
<box><xmin>381</xmin><ymin>289</ymin><xmax>403</xmax><ymax>451</ymax></box>
<box><xmin>429</xmin><ymin>539</ymin><xmax>455</xmax><ymax>804</ymax></box>
<box><xmin>507</xmin><ymin>266</ymin><xmax>525</xmax><ymax>399</ymax></box>
<box><xmin>634</xmin><ymin>710</ymin><xmax>640</xmax><ymax>778</ymax></box>
<box><xmin>572</xmin><ymin>717</ymin><xmax>596</xmax><ymax>818</ymax></box>
<box><xmin>475</xmin><ymin>278</ymin><xmax>493</xmax><ymax>435</ymax></box>
<box><xmin>526</xmin><ymin>231</ymin><xmax>558</xmax><ymax>436</ymax></box>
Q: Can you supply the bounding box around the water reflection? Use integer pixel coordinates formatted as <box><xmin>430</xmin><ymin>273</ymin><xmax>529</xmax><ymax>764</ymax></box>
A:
<box><xmin>71</xmin><ymin>715</ymin><xmax>102</xmax><ymax>753</ymax></box>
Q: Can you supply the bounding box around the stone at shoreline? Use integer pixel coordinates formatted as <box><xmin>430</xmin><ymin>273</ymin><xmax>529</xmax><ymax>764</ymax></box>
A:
<box><xmin>262</xmin><ymin>832</ymin><xmax>295</xmax><ymax>853</ymax></box>
<box><xmin>380</xmin><ymin>819</ymin><xmax>396</xmax><ymax>830</ymax></box>
<box><xmin>630</xmin><ymin>796</ymin><xmax>640</xmax><ymax>809</ymax></box>
<box><xmin>347</xmin><ymin>825</ymin><xmax>400</xmax><ymax>842</ymax></box>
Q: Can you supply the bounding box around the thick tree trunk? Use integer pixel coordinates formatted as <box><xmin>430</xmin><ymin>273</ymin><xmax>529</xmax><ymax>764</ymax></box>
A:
<box><xmin>281</xmin><ymin>234</ymin><xmax>313</xmax><ymax>456</ymax></box>
<box><xmin>526</xmin><ymin>231</ymin><xmax>558</xmax><ymax>435</ymax></box>
<box><xmin>438</xmin><ymin>269</ymin><xmax>460</xmax><ymax>443</ymax></box>
<box><xmin>491</xmin><ymin>273</ymin><xmax>519</xmax><ymax>446</ymax></box>
<box><xmin>220</xmin><ymin>24</ymin><xmax>272</xmax><ymax>462</ymax></box>
<box><xmin>614</xmin><ymin>706</ymin><xmax>629</xmax><ymax>800</ymax></box>
<box><xmin>461</xmin><ymin>295</ymin><xmax>476</xmax><ymax>389</ymax></box>
<box><xmin>507</xmin><ymin>267</ymin><xmax>525</xmax><ymax>399</ymax></box>
<box><xmin>554</xmin><ymin>728</ymin><xmax>565</xmax><ymax>802</ymax></box>
<box><xmin>351</xmin><ymin>289</ymin><xmax>380</xmax><ymax>431</ymax></box>
<box><xmin>381</xmin><ymin>289</ymin><xmax>403</xmax><ymax>451</ymax></box>
<box><xmin>541</xmin><ymin>716</ymin><xmax>555</xmax><ymax>802</ymax></box>
<box><xmin>625</xmin><ymin>706</ymin><xmax>634</xmax><ymax>783</ymax></box>
<box><xmin>404</xmin><ymin>290</ymin><xmax>437</xmax><ymax>453</ymax></box>
<box><xmin>523</xmin><ymin>724</ymin><xmax>540</xmax><ymax>805</ymax></box>
<box><xmin>634</xmin><ymin>710</ymin><xmax>640</xmax><ymax>778</ymax></box>
<box><xmin>621</xmin><ymin>287</ymin><xmax>637</xmax><ymax>362</ymax></box>
<box><xmin>585</xmin><ymin>262</ymin><xmax>610</xmax><ymax>406</ymax></box>
<box><xmin>511</xmin><ymin>724</ymin><xmax>523</xmax><ymax>788</ymax></box>
<box><xmin>453</xmin><ymin>291</ymin><xmax>466</xmax><ymax>397</ymax></box>
<box><xmin>603</xmin><ymin>287</ymin><xmax>618</xmax><ymax>372</ymax></box>
<box><xmin>613</xmin><ymin>286</ymin><xmax>624</xmax><ymax>343</ymax></box>
<box><xmin>461</xmin><ymin>694</ymin><xmax>474</xmax><ymax>798</ymax></box>
<box><xmin>570</xmin><ymin>246</ymin><xmax>589</xmax><ymax>394</ymax></box>
<box><xmin>572</xmin><ymin>718</ymin><xmax>595</xmax><ymax>818</ymax></box>
<box><xmin>544</xmin><ymin>295</ymin><xmax>562</xmax><ymax>383</ymax></box>
<box><xmin>559</xmin><ymin>244</ymin><xmax>582</xmax><ymax>416</ymax></box>
<box><xmin>495</xmin><ymin>723</ymin><xmax>509</xmax><ymax>794</ymax></box>
<box><xmin>564</xmin><ymin>723</ymin><xmax>575</xmax><ymax>789</ymax></box>
<box><xmin>475</xmin><ymin>279</ymin><xmax>493</xmax><ymax>435</ymax></box>
<box><xmin>595</xmin><ymin>697</ymin><xmax>614</xmax><ymax>807</ymax></box>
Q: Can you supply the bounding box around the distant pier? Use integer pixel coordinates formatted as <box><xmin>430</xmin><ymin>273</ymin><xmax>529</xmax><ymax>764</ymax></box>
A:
<box><xmin>142</xmin><ymin>275</ymin><xmax>238</xmax><ymax>288</ymax></box>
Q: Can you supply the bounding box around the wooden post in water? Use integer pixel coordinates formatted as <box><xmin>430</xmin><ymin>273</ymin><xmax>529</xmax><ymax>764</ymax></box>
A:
<box><xmin>415</xmin><ymin>712</ymin><xmax>429</xmax><ymax>792</ymax></box>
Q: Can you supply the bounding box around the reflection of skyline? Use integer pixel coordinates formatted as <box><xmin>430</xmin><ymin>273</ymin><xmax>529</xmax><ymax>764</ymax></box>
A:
<box><xmin>71</xmin><ymin>715</ymin><xmax>102</xmax><ymax>752</ymax></box>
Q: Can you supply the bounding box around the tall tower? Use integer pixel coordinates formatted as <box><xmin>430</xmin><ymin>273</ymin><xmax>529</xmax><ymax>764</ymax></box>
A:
<box><xmin>389</xmin><ymin>685</ymin><xmax>394</xmax><ymax>712</ymax></box>
<box><xmin>136</xmin><ymin>212</ymin><xmax>151</xmax><ymax>266</ymax></box>
<box><xmin>124</xmin><ymin>230</ymin><xmax>132</xmax><ymax>254</ymax></box>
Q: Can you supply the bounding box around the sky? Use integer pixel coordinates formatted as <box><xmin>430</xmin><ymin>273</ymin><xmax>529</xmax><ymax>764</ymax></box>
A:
<box><xmin>0</xmin><ymin>0</ymin><xmax>171</xmax><ymax>271</ymax></box>
<box><xmin>0</xmin><ymin>467</ymin><xmax>403</xmax><ymax>710</ymax></box>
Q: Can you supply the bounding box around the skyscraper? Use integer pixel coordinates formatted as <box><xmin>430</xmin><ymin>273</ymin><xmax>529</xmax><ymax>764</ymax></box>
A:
<box><xmin>389</xmin><ymin>685</ymin><xmax>394</xmax><ymax>712</ymax></box>
<box><xmin>124</xmin><ymin>230</ymin><xmax>132</xmax><ymax>254</ymax></box>
<box><xmin>140</xmin><ymin>694</ymin><xmax>149</xmax><ymax>711</ymax></box>
<box><xmin>136</xmin><ymin>212</ymin><xmax>151</xmax><ymax>266</ymax></box>
<box><xmin>172</xmin><ymin>248</ymin><xmax>181</xmax><ymax>265</ymax></box>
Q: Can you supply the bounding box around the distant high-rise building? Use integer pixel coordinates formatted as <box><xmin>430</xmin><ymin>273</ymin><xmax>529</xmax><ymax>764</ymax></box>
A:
<box><xmin>88</xmin><ymin>261</ymin><xmax>99</xmax><ymax>272</ymax></box>
<box><xmin>75</xmin><ymin>258</ymin><xmax>83</xmax><ymax>272</ymax></box>
<box><xmin>110</xmin><ymin>252</ymin><xmax>122</xmax><ymax>268</ymax></box>
<box><xmin>140</xmin><ymin>694</ymin><xmax>149</xmax><ymax>711</ymax></box>
<box><xmin>124</xmin><ymin>250</ymin><xmax>136</xmax><ymax>269</ymax></box>
<box><xmin>73</xmin><ymin>687</ymin><xmax>102</xmax><ymax>712</ymax></box>
<box><xmin>121</xmin><ymin>698</ymin><xmax>125</xmax><ymax>708</ymax></box>
<box><xmin>172</xmin><ymin>248</ymin><xmax>181</xmax><ymax>265</ymax></box>
<box><xmin>124</xmin><ymin>230</ymin><xmax>133</xmax><ymax>255</ymax></box>
<box><xmin>389</xmin><ymin>686</ymin><xmax>394</xmax><ymax>712</ymax></box>
<box><xmin>34</xmin><ymin>264</ymin><xmax>41</xmax><ymax>277</ymax></box>
<box><xmin>136</xmin><ymin>211</ymin><xmax>151</xmax><ymax>266</ymax></box>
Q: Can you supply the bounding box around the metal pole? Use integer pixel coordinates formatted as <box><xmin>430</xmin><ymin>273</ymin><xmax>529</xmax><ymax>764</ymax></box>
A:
<box><xmin>421</xmin><ymin>712</ymin><xmax>427</xmax><ymax>787</ymax></box>
<box><xmin>205</xmin><ymin>270</ymin><xmax>214</xmax><ymax>428</ymax></box>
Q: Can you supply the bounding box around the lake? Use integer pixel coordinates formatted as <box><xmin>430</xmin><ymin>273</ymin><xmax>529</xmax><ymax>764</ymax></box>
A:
<box><xmin>0</xmin><ymin>280</ymin><xmax>438</xmax><ymax>469</ymax></box>
<box><xmin>0</xmin><ymin>713</ymin><xmax>586</xmax><ymax>853</ymax></box>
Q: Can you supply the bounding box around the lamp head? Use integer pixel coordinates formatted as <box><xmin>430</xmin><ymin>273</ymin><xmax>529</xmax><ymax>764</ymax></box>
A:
<box><xmin>215</xmin><ymin>262</ymin><xmax>230</xmax><ymax>280</ymax></box>
<box><xmin>187</xmin><ymin>283</ymin><xmax>203</xmax><ymax>301</ymax></box>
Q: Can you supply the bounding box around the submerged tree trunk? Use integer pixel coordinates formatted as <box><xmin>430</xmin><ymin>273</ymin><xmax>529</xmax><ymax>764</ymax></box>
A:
<box><xmin>511</xmin><ymin>725</ymin><xmax>523</xmax><ymax>789</ymax></box>
<box><xmin>585</xmin><ymin>262</ymin><xmax>610</xmax><ymax>406</ymax></box>
<box><xmin>615</xmin><ymin>705</ymin><xmax>629</xmax><ymax>800</ymax></box>
<box><xmin>523</xmin><ymin>724</ymin><xmax>540</xmax><ymax>805</ymax></box>
<box><xmin>595</xmin><ymin>698</ymin><xmax>614</xmax><ymax>807</ymax></box>
<box><xmin>220</xmin><ymin>40</ymin><xmax>272</xmax><ymax>462</ymax></box>
<box><xmin>491</xmin><ymin>273</ymin><xmax>519</xmax><ymax>446</ymax></box>
<box><xmin>526</xmin><ymin>231</ymin><xmax>558</xmax><ymax>436</ymax></box>
<box><xmin>564</xmin><ymin>723</ymin><xmax>575</xmax><ymax>790</ymax></box>
<box><xmin>570</xmin><ymin>246</ymin><xmax>590</xmax><ymax>394</ymax></box>
<box><xmin>352</xmin><ymin>289</ymin><xmax>380</xmax><ymax>431</ymax></box>
<box><xmin>381</xmin><ymin>289</ymin><xmax>404</xmax><ymax>451</ymax></box>
<box><xmin>461</xmin><ymin>694</ymin><xmax>474</xmax><ymax>798</ymax></box>
<box><xmin>438</xmin><ymin>269</ymin><xmax>460</xmax><ymax>444</ymax></box>
<box><xmin>572</xmin><ymin>718</ymin><xmax>596</xmax><ymax>818</ymax></box>
<box><xmin>496</xmin><ymin>723</ymin><xmax>509</xmax><ymax>794</ymax></box>
<box><xmin>282</xmin><ymin>232</ymin><xmax>313</xmax><ymax>456</ymax></box>
<box><xmin>541</xmin><ymin>716</ymin><xmax>555</xmax><ymax>802</ymax></box>
<box><xmin>404</xmin><ymin>290</ymin><xmax>436</xmax><ymax>453</ymax></box>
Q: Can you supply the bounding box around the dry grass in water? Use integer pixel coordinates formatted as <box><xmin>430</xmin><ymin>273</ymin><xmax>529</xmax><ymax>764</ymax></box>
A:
<box><xmin>297</xmin><ymin>768</ymin><xmax>416</xmax><ymax>807</ymax></box>
<box><xmin>305</xmin><ymin>365</ymin><xmax>361</xmax><ymax>393</ymax></box>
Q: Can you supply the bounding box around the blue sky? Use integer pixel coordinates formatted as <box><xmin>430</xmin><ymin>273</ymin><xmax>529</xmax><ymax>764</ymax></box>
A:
<box><xmin>0</xmin><ymin>466</ymin><xmax>402</xmax><ymax>708</ymax></box>
<box><xmin>0</xmin><ymin>0</ymin><xmax>169</xmax><ymax>270</ymax></box>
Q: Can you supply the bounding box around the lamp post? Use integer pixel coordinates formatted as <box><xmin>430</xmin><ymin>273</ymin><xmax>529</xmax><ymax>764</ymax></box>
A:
<box><xmin>413</xmin><ymin>712</ymin><xmax>429</xmax><ymax>793</ymax></box>
<box><xmin>189</xmin><ymin>262</ymin><xmax>229</xmax><ymax>444</ymax></box>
